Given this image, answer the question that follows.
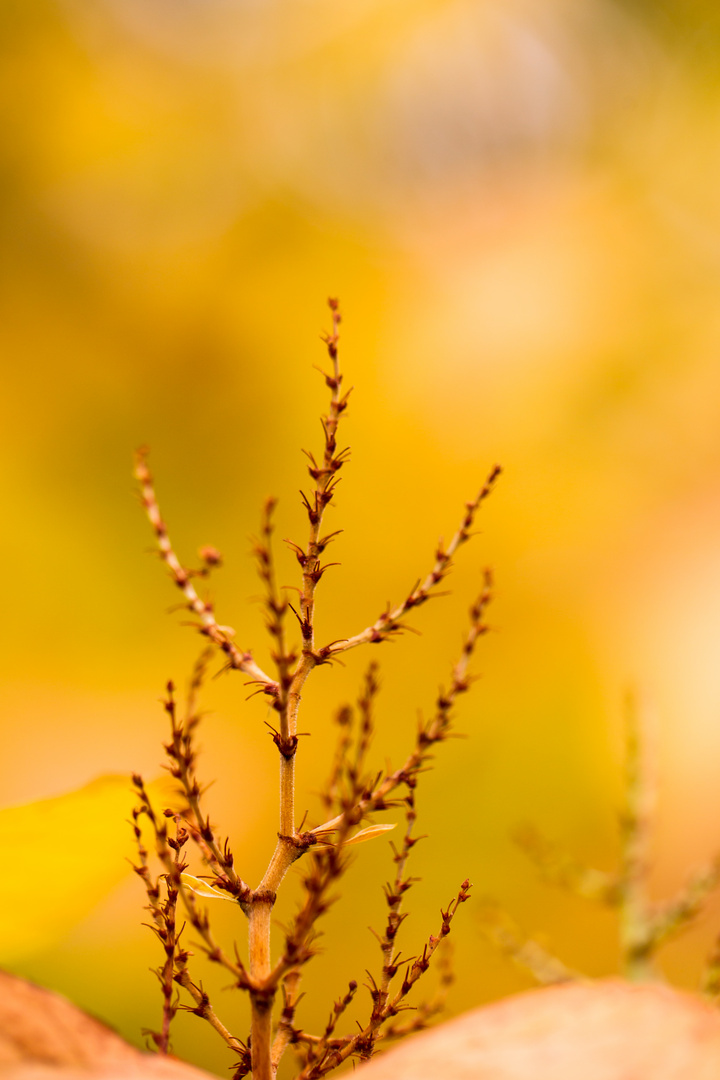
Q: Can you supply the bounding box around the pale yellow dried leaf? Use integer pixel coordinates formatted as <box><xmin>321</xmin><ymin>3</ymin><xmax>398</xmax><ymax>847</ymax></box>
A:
<box><xmin>343</xmin><ymin>822</ymin><xmax>396</xmax><ymax>846</ymax></box>
<box><xmin>313</xmin><ymin>821</ymin><xmax>396</xmax><ymax>851</ymax></box>
<box><xmin>309</xmin><ymin>812</ymin><xmax>345</xmax><ymax>835</ymax></box>
<box><xmin>179</xmin><ymin>872</ymin><xmax>237</xmax><ymax>902</ymax></box>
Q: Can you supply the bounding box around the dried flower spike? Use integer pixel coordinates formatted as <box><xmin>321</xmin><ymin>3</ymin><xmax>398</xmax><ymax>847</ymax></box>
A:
<box><xmin>134</xmin><ymin>300</ymin><xmax>499</xmax><ymax>1079</ymax></box>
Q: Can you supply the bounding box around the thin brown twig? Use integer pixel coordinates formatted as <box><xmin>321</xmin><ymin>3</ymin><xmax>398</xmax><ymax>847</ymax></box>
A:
<box><xmin>381</xmin><ymin>938</ymin><xmax>455</xmax><ymax>1042</ymax></box>
<box><xmin>132</xmin><ymin>775</ymin><xmax>250</xmax><ymax>986</ymax></box>
<box><xmin>269</xmin><ymin>665</ymin><xmax>384</xmax><ymax>997</ymax></box>
<box><xmin>162</xmin><ymin>677</ymin><xmax>251</xmax><ymax>907</ymax></box>
<box><xmin>132</xmin><ymin>779</ymin><xmax>249</xmax><ymax>1055</ymax></box>
<box><xmin>286</xmin><ymin>593</ymin><xmax>490</xmax><ymax>1074</ymax></box>
<box><xmin>178</xmin><ymin>883</ymin><xmax>252</xmax><ymax>986</ymax></box>
<box><xmin>296</xmin><ymin>981</ymin><xmax>358</xmax><ymax>1074</ymax></box>
<box><xmin>134</xmin><ymin>449</ymin><xmax>277</xmax><ymax>694</ymax></box>
<box><xmin>270</xmin><ymin>687</ymin><xmax>375</xmax><ymax>1077</ymax></box>
<box><xmin>319</xmin><ymin>704</ymin><xmax>353</xmax><ymax>816</ymax></box>
<box><xmin>131</xmin><ymin>792</ymin><xmax>182</xmax><ymax>1053</ymax></box>
<box><xmin>297</xmin><ymin>881</ymin><xmax>472</xmax><ymax>1079</ymax></box>
<box><xmin>322</xmin><ymin>467</ymin><xmax>500</xmax><ymax>658</ymax></box>
<box><xmin>173</xmin><ymin>969</ymin><xmax>247</xmax><ymax>1054</ymax></box>
<box><xmin>352</xmin><ymin>575</ymin><xmax>493</xmax><ymax>822</ymax></box>
<box><xmin>361</xmin><ymin>788</ymin><xmax>418</xmax><ymax>1061</ymax></box>
<box><xmin>253</xmin><ymin>497</ymin><xmax>296</xmax><ymax>710</ymax></box>
<box><xmin>270</xmin><ymin>969</ymin><xmax>304</xmax><ymax>1071</ymax></box>
<box><xmin>277</xmin><ymin>580</ymin><xmax>491</xmax><ymax>993</ymax></box>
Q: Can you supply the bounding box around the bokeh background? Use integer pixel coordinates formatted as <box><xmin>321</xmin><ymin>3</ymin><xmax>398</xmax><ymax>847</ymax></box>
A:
<box><xmin>4</xmin><ymin>0</ymin><xmax>720</xmax><ymax>1073</ymax></box>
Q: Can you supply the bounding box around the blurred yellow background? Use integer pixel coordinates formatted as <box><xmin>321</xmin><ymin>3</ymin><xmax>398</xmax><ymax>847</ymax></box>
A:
<box><xmin>3</xmin><ymin>0</ymin><xmax>720</xmax><ymax>1073</ymax></box>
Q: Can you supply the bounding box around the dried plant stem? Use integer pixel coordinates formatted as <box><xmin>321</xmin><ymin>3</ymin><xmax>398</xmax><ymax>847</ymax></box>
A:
<box><xmin>133</xmin><ymin>776</ymin><xmax>249</xmax><ymax>1063</ymax></box>
<box><xmin>164</xmin><ymin>678</ymin><xmax>250</xmax><ymax>903</ymax></box>
<box><xmin>280</xmin><ymin>302</ymin><xmax>348</xmax><ymax>816</ymax></box>
<box><xmin>365</xmin><ymin>795</ymin><xmax>417</xmax><ymax>1060</ymax></box>
<box><xmin>295</xmin><ymin>299</ymin><xmax>346</xmax><ymax>673</ymax></box>
<box><xmin>180</xmin><ymin>887</ymin><xmax>249</xmax><ymax>983</ymax></box>
<box><xmin>296</xmin><ymin>981</ymin><xmax>357</xmax><ymax>1071</ymax></box>
<box><xmin>479</xmin><ymin>904</ymin><xmax>582</xmax><ymax>986</ymax></box>
<box><xmin>514</xmin><ymin>824</ymin><xmax>620</xmax><ymax>905</ymax></box>
<box><xmin>298</xmin><ymin>882</ymin><xmax>471</xmax><ymax>1080</ymax></box>
<box><xmin>354</xmin><ymin>576</ymin><xmax>492</xmax><ymax>820</ymax></box>
<box><xmin>292</xmin><ymin>608</ymin><xmax>488</xmax><ymax>1076</ymax></box>
<box><xmin>254</xmin><ymin>497</ymin><xmax>293</xmax><ymax>700</ymax></box>
<box><xmin>324</xmin><ymin>466</ymin><xmax>500</xmax><ymax>658</ymax></box>
<box><xmin>136</xmin><ymin>300</ymin><xmax>498</xmax><ymax>1080</ymax></box>
<box><xmin>320</xmin><ymin>705</ymin><xmax>353</xmax><ymax>815</ymax></box>
<box><xmin>134</xmin><ymin>451</ymin><xmax>277</xmax><ymax>694</ymax></box>
<box><xmin>249</xmin><ymin>903</ymin><xmax>275</xmax><ymax>1080</ymax></box>
<box><xmin>652</xmin><ymin>860</ymin><xmax>720</xmax><ymax>947</ymax></box>
<box><xmin>382</xmin><ymin>942</ymin><xmax>454</xmax><ymax>1041</ymax></box>
<box><xmin>131</xmin><ymin>794</ymin><xmax>181</xmax><ymax>1053</ymax></box>
<box><xmin>174</xmin><ymin>970</ymin><xmax>246</xmax><ymax>1054</ymax></box>
<box><xmin>270</xmin><ymin>969</ymin><xmax>303</xmax><ymax>1072</ymax></box>
<box><xmin>158</xmin><ymin>832</ymin><xmax>183</xmax><ymax>1053</ymax></box>
<box><xmin>254</xmin><ymin>499</ymin><xmax>296</xmax><ymax>838</ymax></box>
<box><xmin>245</xmin><ymin>302</ymin><xmax>352</xmax><ymax>1079</ymax></box>
<box><xmin>498</xmin><ymin>689</ymin><xmax>720</xmax><ymax>989</ymax></box>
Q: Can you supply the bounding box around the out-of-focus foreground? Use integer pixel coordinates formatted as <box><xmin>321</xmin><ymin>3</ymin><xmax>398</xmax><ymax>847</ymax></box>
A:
<box><xmin>3</xmin><ymin>1</ymin><xmax>720</xmax><ymax>1075</ymax></box>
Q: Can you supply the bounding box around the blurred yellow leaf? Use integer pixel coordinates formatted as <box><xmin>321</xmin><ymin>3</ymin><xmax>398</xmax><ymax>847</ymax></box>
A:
<box><xmin>0</xmin><ymin>775</ymin><xmax>176</xmax><ymax>963</ymax></box>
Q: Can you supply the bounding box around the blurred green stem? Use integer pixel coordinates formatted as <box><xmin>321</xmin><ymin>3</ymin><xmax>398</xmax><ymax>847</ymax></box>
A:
<box><xmin>619</xmin><ymin>691</ymin><xmax>657</xmax><ymax>981</ymax></box>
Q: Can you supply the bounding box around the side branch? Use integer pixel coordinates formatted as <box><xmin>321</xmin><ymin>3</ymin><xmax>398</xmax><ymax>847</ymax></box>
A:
<box><xmin>162</xmin><ymin>676</ymin><xmax>252</xmax><ymax>907</ymax></box>
<box><xmin>619</xmin><ymin>691</ymin><xmax>656</xmax><ymax>981</ymax></box>
<box><xmin>276</xmin><ymin>592</ymin><xmax>490</xmax><ymax>1073</ymax></box>
<box><xmin>253</xmin><ymin>497</ymin><xmax>296</xmax><ymax>721</ymax></box>
<box><xmin>286</xmin><ymin>981</ymin><xmax>357</xmax><ymax>1074</ymax></box>
<box><xmin>354</xmin><ymin>574</ymin><xmax>493</xmax><ymax>818</ymax></box>
<box><xmin>174</xmin><ymin>970</ymin><xmax>247</xmax><ymax>1055</ymax></box>
<box><xmin>248</xmin><ymin>300</ymin><xmax>350</xmax><ymax>1080</ymax></box>
<box><xmin>134</xmin><ymin>449</ymin><xmax>277</xmax><ymax>694</ymax></box>
<box><xmin>131</xmin><ymin>777</ymin><xmax>249</xmax><ymax>1056</ymax></box>
<box><xmin>131</xmin><ymin>795</ymin><xmax>183</xmax><ymax>1053</ymax></box>
<box><xmin>478</xmin><ymin>903</ymin><xmax>583</xmax><ymax>985</ymax></box>
<box><xmin>513</xmin><ymin>824</ymin><xmax>620</xmax><ymax>905</ymax></box>
<box><xmin>323</xmin><ymin>465</ymin><xmax>501</xmax><ymax>658</ymax></box>
<box><xmin>297</xmin><ymin>881</ymin><xmax>472</xmax><ymax>1079</ymax></box>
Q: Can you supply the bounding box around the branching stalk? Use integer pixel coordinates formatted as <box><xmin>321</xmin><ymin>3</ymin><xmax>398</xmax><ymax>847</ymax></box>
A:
<box><xmin>134</xmin><ymin>299</ymin><xmax>498</xmax><ymax>1080</ymax></box>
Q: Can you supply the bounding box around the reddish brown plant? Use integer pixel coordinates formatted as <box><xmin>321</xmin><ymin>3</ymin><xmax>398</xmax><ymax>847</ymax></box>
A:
<box><xmin>132</xmin><ymin>300</ymin><xmax>500</xmax><ymax>1080</ymax></box>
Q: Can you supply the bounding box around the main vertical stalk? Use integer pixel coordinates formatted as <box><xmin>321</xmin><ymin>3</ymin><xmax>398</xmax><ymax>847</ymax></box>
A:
<box><xmin>279</xmin><ymin>757</ymin><xmax>295</xmax><ymax>838</ymax></box>
<box><xmin>249</xmin><ymin>899</ymin><xmax>274</xmax><ymax>1079</ymax></box>
<box><xmin>249</xmin><ymin>302</ymin><xmax>345</xmax><ymax>1077</ymax></box>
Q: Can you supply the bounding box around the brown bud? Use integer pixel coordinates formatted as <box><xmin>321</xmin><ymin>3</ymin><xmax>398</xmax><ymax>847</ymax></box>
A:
<box><xmin>198</xmin><ymin>545</ymin><xmax>223</xmax><ymax>566</ymax></box>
